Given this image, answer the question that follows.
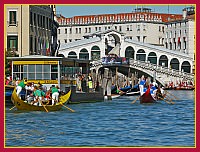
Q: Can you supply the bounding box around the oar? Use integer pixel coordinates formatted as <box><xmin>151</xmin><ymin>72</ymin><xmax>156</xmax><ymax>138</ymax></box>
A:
<box><xmin>41</xmin><ymin>102</ymin><xmax>48</xmax><ymax>112</ymax></box>
<box><xmin>59</xmin><ymin>102</ymin><xmax>75</xmax><ymax>112</ymax></box>
<box><xmin>157</xmin><ymin>92</ymin><xmax>175</xmax><ymax>104</ymax></box>
<box><xmin>9</xmin><ymin>106</ymin><xmax>16</xmax><ymax>111</ymax></box>
<box><xmin>131</xmin><ymin>96</ymin><xmax>140</xmax><ymax>104</ymax></box>
<box><xmin>50</xmin><ymin>96</ymin><xmax>75</xmax><ymax>112</ymax></box>
<box><xmin>165</xmin><ymin>90</ymin><xmax>179</xmax><ymax>100</ymax></box>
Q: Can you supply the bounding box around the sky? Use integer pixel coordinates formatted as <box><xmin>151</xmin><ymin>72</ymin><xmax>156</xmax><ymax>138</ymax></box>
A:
<box><xmin>56</xmin><ymin>5</ymin><xmax>194</xmax><ymax>18</ymax></box>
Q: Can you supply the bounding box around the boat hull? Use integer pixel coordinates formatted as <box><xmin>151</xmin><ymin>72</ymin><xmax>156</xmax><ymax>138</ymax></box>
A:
<box><xmin>104</xmin><ymin>94</ymin><xmax>121</xmax><ymax>100</ymax></box>
<box><xmin>140</xmin><ymin>88</ymin><xmax>156</xmax><ymax>104</ymax></box>
<box><xmin>126</xmin><ymin>91</ymin><xmax>140</xmax><ymax>96</ymax></box>
<box><xmin>11</xmin><ymin>88</ymin><xmax>71</xmax><ymax>112</ymax></box>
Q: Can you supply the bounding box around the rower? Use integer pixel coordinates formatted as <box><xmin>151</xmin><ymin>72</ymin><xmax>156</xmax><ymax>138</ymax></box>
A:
<box><xmin>139</xmin><ymin>75</ymin><xmax>146</xmax><ymax>95</ymax></box>
<box><xmin>16</xmin><ymin>78</ymin><xmax>27</xmax><ymax>98</ymax></box>
<box><xmin>51</xmin><ymin>85</ymin><xmax>59</xmax><ymax>105</ymax></box>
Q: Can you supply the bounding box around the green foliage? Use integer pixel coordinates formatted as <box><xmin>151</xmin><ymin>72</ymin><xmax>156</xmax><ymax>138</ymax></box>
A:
<box><xmin>5</xmin><ymin>48</ymin><xmax>17</xmax><ymax>76</ymax></box>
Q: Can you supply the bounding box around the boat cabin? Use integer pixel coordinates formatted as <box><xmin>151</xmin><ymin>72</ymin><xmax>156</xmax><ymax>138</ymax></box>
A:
<box><xmin>7</xmin><ymin>55</ymin><xmax>90</xmax><ymax>92</ymax></box>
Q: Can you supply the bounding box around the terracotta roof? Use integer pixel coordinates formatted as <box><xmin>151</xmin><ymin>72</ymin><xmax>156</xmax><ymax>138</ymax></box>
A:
<box><xmin>57</xmin><ymin>12</ymin><xmax>183</xmax><ymax>25</ymax></box>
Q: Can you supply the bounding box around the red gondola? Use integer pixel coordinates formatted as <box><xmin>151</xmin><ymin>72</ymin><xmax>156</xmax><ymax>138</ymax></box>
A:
<box><xmin>140</xmin><ymin>87</ymin><xmax>156</xmax><ymax>104</ymax></box>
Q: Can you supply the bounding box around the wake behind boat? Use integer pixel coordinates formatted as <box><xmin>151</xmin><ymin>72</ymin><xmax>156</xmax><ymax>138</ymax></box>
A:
<box><xmin>11</xmin><ymin>88</ymin><xmax>71</xmax><ymax>112</ymax></box>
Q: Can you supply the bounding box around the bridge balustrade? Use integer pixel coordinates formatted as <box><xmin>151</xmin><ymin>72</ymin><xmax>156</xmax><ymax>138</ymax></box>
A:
<box><xmin>90</xmin><ymin>58</ymin><xmax>194</xmax><ymax>82</ymax></box>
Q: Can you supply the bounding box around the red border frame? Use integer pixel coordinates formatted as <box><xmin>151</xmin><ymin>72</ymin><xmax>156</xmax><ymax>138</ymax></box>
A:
<box><xmin>1</xmin><ymin>0</ymin><xmax>199</xmax><ymax>152</ymax></box>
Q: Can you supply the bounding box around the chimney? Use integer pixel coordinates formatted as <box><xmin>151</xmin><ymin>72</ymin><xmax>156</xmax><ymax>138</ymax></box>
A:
<box><xmin>182</xmin><ymin>8</ymin><xmax>187</xmax><ymax>20</ymax></box>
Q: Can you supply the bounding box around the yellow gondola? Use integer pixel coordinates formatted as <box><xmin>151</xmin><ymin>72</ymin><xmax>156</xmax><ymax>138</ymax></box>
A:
<box><xmin>11</xmin><ymin>88</ymin><xmax>71</xmax><ymax>112</ymax></box>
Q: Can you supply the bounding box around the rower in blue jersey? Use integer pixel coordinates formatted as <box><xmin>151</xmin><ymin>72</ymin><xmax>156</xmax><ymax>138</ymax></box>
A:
<box><xmin>139</xmin><ymin>75</ymin><xmax>146</xmax><ymax>95</ymax></box>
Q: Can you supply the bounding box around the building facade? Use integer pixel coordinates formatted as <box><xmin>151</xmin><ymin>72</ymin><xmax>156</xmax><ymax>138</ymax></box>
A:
<box><xmin>5</xmin><ymin>5</ymin><xmax>58</xmax><ymax>57</ymax></box>
<box><xmin>56</xmin><ymin>7</ymin><xmax>195</xmax><ymax>62</ymax></box>
<box><xmin>57</xmin><ymin>8</ymin><xmax>183</xmax><ymax>46</ymax></box>
<box><xmin>164</xmin><ymin>6</ymin><xmax>195</xmax><ymax>60</ymax></box>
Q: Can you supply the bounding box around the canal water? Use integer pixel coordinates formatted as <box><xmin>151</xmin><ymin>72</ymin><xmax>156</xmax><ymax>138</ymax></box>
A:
<box><xmin>5</xmin><ymin>90</ymin><xmax>195</xmax><ymax>147</ymax></box>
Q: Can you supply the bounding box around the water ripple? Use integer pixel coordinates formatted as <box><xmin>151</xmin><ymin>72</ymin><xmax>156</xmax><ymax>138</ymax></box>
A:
<box><xmin>5</xmin><ymin>90</ymin><xmax>195</xmax><ymax>147</ymax></box>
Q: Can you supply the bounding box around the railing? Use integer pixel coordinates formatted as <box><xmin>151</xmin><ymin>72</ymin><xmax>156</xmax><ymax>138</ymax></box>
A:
<box><xmin>90</xmin><ymin>58</ymin><xmax>195</xmax><ymax>81</ymax></box>
<box><xmin>129</xmin><ymin>59</ymin><xmax>194</xmax><ymax>81</ymax></box>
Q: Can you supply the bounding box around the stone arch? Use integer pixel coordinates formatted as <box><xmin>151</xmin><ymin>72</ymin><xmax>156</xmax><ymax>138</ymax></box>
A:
<box><xmin>159</xmin><ymin>55</ymin><xmax>168</xmax><ymax>67</ymax></box>
<box><xmin>170</xmin><ymin>58</ymin><xmax>180</xmax><ymax>71</ymax></box>
<box><xmin>148</xmin><ymin>52</ymin><xmax>157</xmax><ymax>64</ymax></box>
<box><xmin>91</xmin><ymin>46</ymin><xmax>101</xmax><ymax>61</ymax></box>
<box><xmin>136</xmin><ymin>49</ymin><xmax>146</xmax><ymax>61</ymax></box>
<box><xmin>68</xmin><ymin>51</ymin><xmax>77</xmax><ymax>59</ymax></box>
<box><xmin>79</xmin><ymin>48</ymin><xmax>89</xmax><ymax>60</ymax></box>
<box><xmin>181</xmin><ymin>61</ymin><xmax>191</xmax><ymax>73</ymax></box>
<box><xmin>125</xmin><ymin>46</ymin><xmax>134</xmax><ymax>59</ymax></box>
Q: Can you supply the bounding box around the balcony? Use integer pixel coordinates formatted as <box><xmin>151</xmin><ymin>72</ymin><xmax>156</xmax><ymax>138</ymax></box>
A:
<box><xmin>7</xmin><ymin>21</ymin><xmax>18</xmax><ymax>27</ymax></box>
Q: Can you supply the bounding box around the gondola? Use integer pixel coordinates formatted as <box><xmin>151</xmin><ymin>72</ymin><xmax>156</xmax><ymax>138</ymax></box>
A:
<box><xmin>126</xmin><ymin>84</ymin><xmax>140</xmax><ymax>96</ymax></box>
<box><xmin>140</xmin><ymin>88</ymin><xmax>156</xmax><ymax>104</ymax></box>
<box><xmin>5</xmin><ymin>85</ymin><xmax>27</xmax><ymax>106</ymax></box>
<box><xmin>11</xmin><ymin>88</ymin><xmax>71</xmax><ymax>112</ymax></box>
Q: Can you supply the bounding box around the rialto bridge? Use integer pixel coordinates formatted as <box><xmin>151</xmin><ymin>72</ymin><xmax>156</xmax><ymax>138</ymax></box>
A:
<box><xmin>58</xmin><ymin>29</ymin><xmax>194</xmax><ymax>85</ymax></box>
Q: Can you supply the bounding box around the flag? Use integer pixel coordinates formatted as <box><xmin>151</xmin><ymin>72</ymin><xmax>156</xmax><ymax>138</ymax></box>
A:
<box><xmin>46</xmin><ymin>40</ymin><xmax>50</xmax><ymax>56</ymax></box>
<box><xmin>178</xmin><ymin>37</ymin><xmax>181</xmax><ymax>44</ymax></box>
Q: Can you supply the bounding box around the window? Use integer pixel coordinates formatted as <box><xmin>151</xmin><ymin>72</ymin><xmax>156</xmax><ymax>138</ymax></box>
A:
<box><xmin>30</xmin><ymin>12</ymin><xmax>33</xmax><ymax>25</ymax></box>
<box><xmin>9</xmin><ymin>10</ymin><xmax>17</xmax><ymax>25</ymax></box>
<box><xmin>7</xmin><ymin>36</ymin><xmax>18</xmax><ymax>51</ymax></box>
<box><xmin>58</xmin><ymin>29</ymin><xmax>60</xmax><ymax>34</ymax></box>
<box><xmin>137</xmin><ymin>24</ymin><xmax>140</xmax><ymax>31</ymax></box>
<box><xmin>29</xmin><ymin>36</ymin><xmax>33</xmax><ymax>54</ymax></box>
<box><xmin>130</xmin><ymin>25</ymin><xmax>132</xmax><ymax>31</ymax></box>
<box><xmin>119</xmin><ymin>26</ymin><xmax>122</xmax><ymax>31</ymax></box>
<box><xmin>34</xmin><ymin>13</ymin><xmax>36</xmax><ymax>26</ymax></box>
<box><xmin>46</xmin><ymin>17</ymin><xmax>49</xmax><ymax>29</ymax></box>
<box><xmin>64</xmin><ymin>39</ymin><xmax>67</xmax><ymax>43</ymax></box>
<box><xmin>13</xmin><ymin>64</ymin><xmax>59</xmax><ymax>80</ymax></box>
<box><xmin>79</xmin><ymin>28</ymin><xmax>81</xmax><ymax>33</ymax></box>
<box><xmin>65</xmin><ymin>28</ymin><xmax>67</xmax><ymax>34</ymax></box>
<box><xmin>137</xmin><ymin>36</ymin><xmax>140</xmax><ymax>42</ymax></box>
<box><xmin>127</xmin><ymin>25</ymin><xmax>129</xmax><ymax>31</ymax></box>
<box><xmin>143</xmin><ymin>36</ymin><xmax>146</xmax><ymax>43</ymax></box>
<box><xmin>143</xmin><ymin>24</ymin><xmax>146</xmax><ymax>31</ymax></box>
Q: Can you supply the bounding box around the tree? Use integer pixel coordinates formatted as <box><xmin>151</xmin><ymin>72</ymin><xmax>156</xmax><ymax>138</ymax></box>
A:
<box><xmin>5</xmin><ymin>48</ymin><xmax>17</xmax><ymax>76</ymax></box>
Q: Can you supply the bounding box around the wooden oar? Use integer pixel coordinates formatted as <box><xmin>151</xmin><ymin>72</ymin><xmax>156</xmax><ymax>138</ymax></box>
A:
<box><xmin>157</xmin><ymin>92</ymin><xmax>175</xmax><ymax>104</ymax></box>
<box><xmin>50</xmin><ymin>96</ymin><xmax>75</xmax><ymax>112</ymax></box>
<box><xmin>9</xmin><ymin>106</ymin><xmax>16</xmax><ymax>110</ymax></box>
<box><xmin>165</xmin><ymin>90</ymin><xmax>179</xmax><ymax>100</ymax></box>
<box><xmin>131</xmin><ymin>96</ymin><xmax>140</xmax><ymax>104</ymax></box>
<box><xmin>41</xmin><ymin>102</ymin><xmax>48</xmax><ymax>112</ymax></box>
<box><xmin>59</xmin><ymin>102</ymin><xmax>75</xmax><ymax>112</ymax></box>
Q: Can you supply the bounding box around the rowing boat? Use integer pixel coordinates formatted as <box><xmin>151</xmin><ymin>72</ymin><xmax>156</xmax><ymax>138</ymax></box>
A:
<box><xmin>140</xmin><ymin>88</ymin><xmax>156</xmax><ymax>104</ymax></box>
<box><xmin>11</xmin><ymin>88</ymin><xmax>71</xmax><ymax>112</ymax></box>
